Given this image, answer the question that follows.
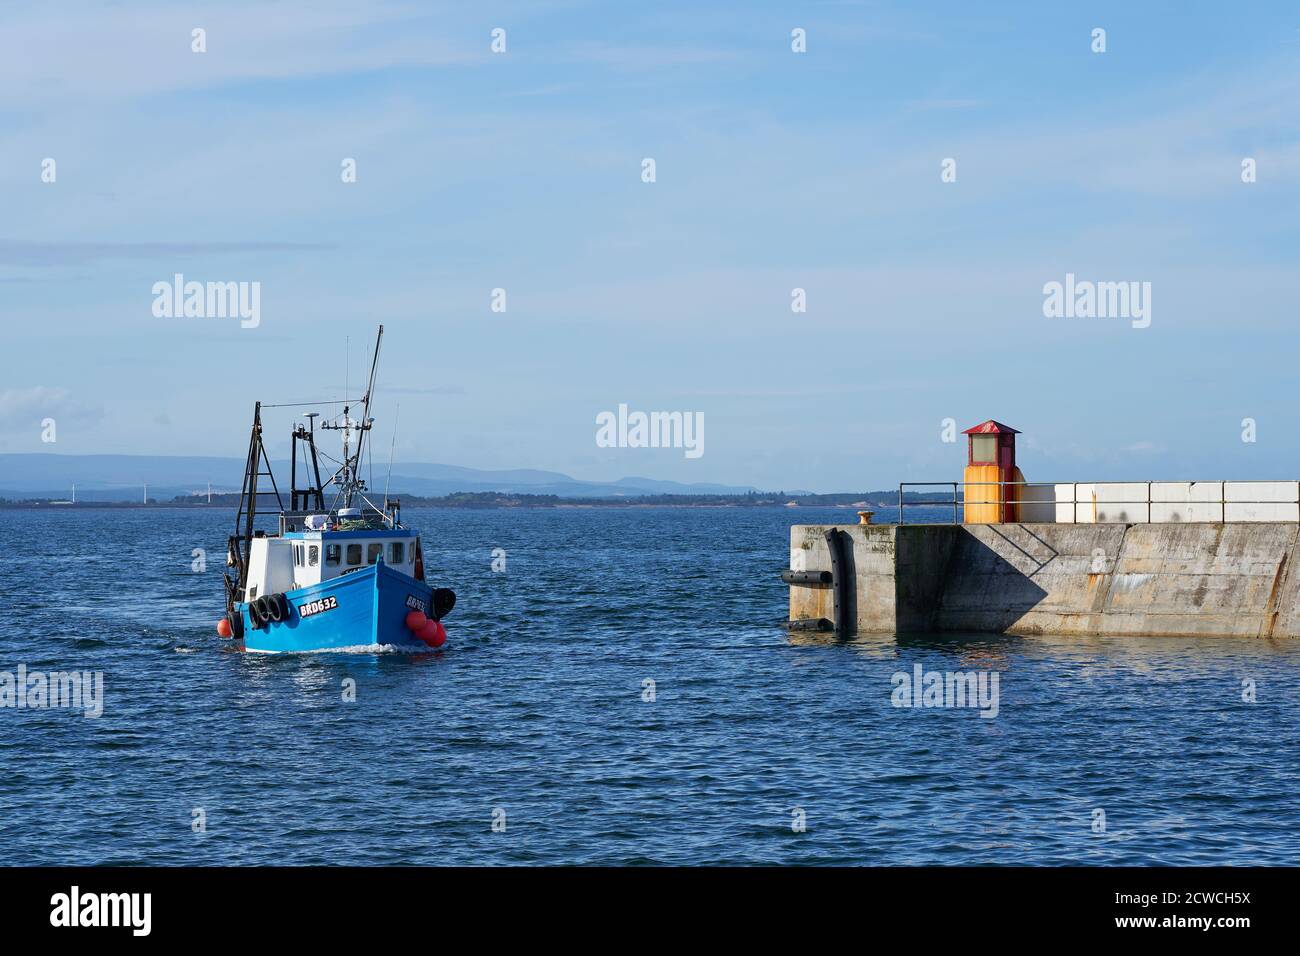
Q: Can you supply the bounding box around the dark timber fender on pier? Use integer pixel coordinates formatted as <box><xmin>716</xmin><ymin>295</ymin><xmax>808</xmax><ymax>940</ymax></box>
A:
<box><xmin>788</xmin><ymin>522</ymin><xmax>1300</xmax><ymax>638</ymax></box>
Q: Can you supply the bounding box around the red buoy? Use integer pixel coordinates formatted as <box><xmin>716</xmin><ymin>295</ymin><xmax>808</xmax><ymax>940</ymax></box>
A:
<box><xmin>216</xmin><ymin>617</ymin><xmax>233</xmax><ymax>638</ymax></box>
<box><xmin>405</xmin><ymin>610</ymin><xmax>427</xmax><ymax>631</ymax></box>
<box><xmin>416</xmin><ymin>620</ymin><xmax>440</xmax><ymax>646</ymax></box>
<box><xmin>420</xmin><ymin>620</ymin><xmax>446</xmax><ymax>648</ymax></box>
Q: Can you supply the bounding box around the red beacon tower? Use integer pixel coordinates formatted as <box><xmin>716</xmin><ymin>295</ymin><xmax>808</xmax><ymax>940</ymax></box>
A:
<box><xmin>962</xmin><ymin>420</ymin><xmax>1023</xmax><ymax>523</ymax></box>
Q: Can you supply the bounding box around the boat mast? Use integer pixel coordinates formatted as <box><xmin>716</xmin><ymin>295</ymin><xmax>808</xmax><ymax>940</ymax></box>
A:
<box><xmin>353</xmin><ymin>323</ymin><xmax>383</xmax><ymax>502</ymax></box>
<box><xmin>321</xmin><ymin>324</ymin><xmax>384</xmax><ymax>510</ymax></box>
<box><xmin>342</xmin><ymin>406</ymin><xmax>352</xmax><ymax>502</ymax></box>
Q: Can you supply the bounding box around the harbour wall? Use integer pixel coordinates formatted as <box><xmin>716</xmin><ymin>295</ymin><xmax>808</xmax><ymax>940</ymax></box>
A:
<box><xmin>789</xmin><ymin>522</ymin><xmax>1300</xmax><ymax>638</ymax></box>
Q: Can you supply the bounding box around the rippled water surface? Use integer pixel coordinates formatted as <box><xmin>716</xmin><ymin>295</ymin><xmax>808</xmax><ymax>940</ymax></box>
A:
<box><xmin>1</xmin><ymin>506</ymin><xmax>1298</xmax><ymax>865</ymax></box>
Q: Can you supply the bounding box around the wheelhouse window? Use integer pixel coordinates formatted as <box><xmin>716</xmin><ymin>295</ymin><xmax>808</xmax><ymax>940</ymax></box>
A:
<box><xmin>367</xmin><ymin>543</ymin><xmax>383</xmax><ymax>565</ymax></box>
<box><xmin>308</xmin><ymin>545</ymin><xmax>320</xmax><ymax>567</ymax></box>
<box><xmin>325</xmin><ymin>544</ymin><xmax>341</xmax><ymax>566</ymax></box>
<box><xmin>390</xmin><ymin>542</ymin><xmax>404</xmax><ymax>564</ymax></box>
<box><xmin>346</xmin><ymin>544</ymin><xmax>362</xmax><ymax>566</ymax></box>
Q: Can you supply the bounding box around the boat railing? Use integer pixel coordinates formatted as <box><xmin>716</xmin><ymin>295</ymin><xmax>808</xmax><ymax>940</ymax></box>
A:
<box><xmin>279</xmin><ymin>506</ymin><xmax>400</xmax><ymax>534</ymax></box>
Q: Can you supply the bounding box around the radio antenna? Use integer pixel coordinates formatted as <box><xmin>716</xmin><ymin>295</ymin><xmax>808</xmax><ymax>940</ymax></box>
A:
<box><xmin>384</xmin><ymin>403</ymin><xmax>400</xmax><ymax>511</ymax></box>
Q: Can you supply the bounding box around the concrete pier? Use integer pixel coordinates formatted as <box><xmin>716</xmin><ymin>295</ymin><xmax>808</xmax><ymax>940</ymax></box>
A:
<box><xmin>789</xmin><ymin>522</ymin><xmax>1300</xmax><ymax>638</ymax></box>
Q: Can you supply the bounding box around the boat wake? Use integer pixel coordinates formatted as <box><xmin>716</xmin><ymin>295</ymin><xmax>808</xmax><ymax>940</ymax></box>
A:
<box><xmin>243</xmin><ymin>642</ymin><xmax>436</xmax><ymax>656</ymax></box>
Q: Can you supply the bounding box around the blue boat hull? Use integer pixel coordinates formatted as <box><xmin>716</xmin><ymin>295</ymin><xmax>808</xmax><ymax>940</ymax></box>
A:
<box><xmin>236</xmin><ymin>563</ymin><xmax>439</xmax><ymax>653</ymax></box>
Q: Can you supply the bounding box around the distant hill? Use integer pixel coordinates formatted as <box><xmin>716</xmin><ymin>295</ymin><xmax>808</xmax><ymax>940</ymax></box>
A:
<box><xmin>0</xmin><ymin>453</ymin><xmax>763</xmax><ymax>503</ymax></box>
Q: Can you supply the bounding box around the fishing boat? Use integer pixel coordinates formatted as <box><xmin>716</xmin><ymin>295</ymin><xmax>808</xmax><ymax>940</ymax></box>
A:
<box><xmin>216</xmin><ymin>325</ymin><xmax>456</xmax><ymax>652</ymax></box>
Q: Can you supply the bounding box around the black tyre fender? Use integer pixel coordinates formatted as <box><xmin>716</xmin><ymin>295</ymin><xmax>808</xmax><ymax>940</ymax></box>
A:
<box><xmin>432</xmin><ymin>588</ymin><xmax>456</xmax><ymax>620</ymax></box>
<box><xmin>254</xmin><ymin>595</ymin><xmax>273</xmax><ymax>628</ymax></box>
<box><xmin>228</xmin><ymin>610</ymin><xmax>245</xmax><ymax>640</ymax></box>
<box><xmin>267</xmin><ymin>593</ymin><xmax>287</xmax><ymax>623</ymax></box>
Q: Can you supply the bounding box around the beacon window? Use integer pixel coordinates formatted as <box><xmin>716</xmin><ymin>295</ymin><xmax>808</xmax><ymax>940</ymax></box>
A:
<box><xmin>367</xmin><ymin>543</ymin><xmax>383</xmax><ymax>565</ymax></box>
<box><xmin>325</xmin><ymin>544</ymin><xmax>341</xmax><ymax>566</ymax></box>
<box><xmin>308</xmin><ymin>545</ymin><xmax>319</xmax><ymax>567</ymax></box>
<box><xmin>346</xmin><ymin>544</ymin><xmax>362</xmax><ymax>566</ymax></box>
<box><xmin>390</xmin><ymin>542</ymin><xmax>404</xmax><ymax>564</ymax></box>
<box><xmin>970</xmin><ymin>434</ymin><xmax>998</xmax><ymax>464</ymax></box>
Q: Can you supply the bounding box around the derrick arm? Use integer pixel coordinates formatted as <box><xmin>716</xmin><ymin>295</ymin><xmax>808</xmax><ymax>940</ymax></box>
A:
<box><xmin>224</xmin><ymin>402</ymin><xmax>284</xmax><ymax>612</ymax></box>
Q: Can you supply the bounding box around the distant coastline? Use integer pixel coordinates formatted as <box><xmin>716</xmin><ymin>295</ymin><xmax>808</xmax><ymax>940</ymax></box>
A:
<box><xmin>0</xmin><ymin>490</ymin><xmax>960</xmax><ymax>510</ymax></box>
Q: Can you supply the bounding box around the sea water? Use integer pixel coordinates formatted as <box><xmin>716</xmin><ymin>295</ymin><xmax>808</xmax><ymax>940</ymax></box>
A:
<box><xmin>1</xmin><ymin>506</ymin><xmax>1296</xmax><ymax>865</ymax></box>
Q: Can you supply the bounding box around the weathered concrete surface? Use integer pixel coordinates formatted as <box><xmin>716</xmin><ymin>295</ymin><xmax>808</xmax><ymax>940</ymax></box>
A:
<box><xmin>789</xmin><ymin>522</ymin><xmax>1300</xmax><ymax>638</ymax></box>
<box><xmin>789</xmin><ymin>525</ymin><xmax>893</xmax><ymax>631</ymax></box>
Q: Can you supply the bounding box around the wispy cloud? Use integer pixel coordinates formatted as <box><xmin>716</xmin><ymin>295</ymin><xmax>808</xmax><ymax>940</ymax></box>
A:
<box><xmin>0</xmin><ymin>387</ymin><xmax>103</xmax><ymax>434</ymax></box>
<box><xmin>0</xmin><ymin>1</ymin><xmax>482</xmax><ymax>105</ymax></box>
<box><xmin>906</xmin><ymin>98</ymin><xmax>985</xmax><ymax>111</ymax></box>
<box><xmin>559</xmin><ymin>43</ymin><xmax>744</xmax><ymax>69</ymax></box>
<box><xmin>0</xmin><ymin>241</ymin><xmax>331</xmax><ymax>267</ymax></box>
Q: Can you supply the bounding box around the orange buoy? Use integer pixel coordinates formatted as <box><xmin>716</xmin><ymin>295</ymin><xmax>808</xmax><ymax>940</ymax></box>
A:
<box><xmin>431</xmin><ymin>621</ymin><xmax>447</xmax><ymax>647</ymax></box>
<box><xmin>216</xmin><ymin>617</ymin><xmax>233</xmax><ymax>638</ymax></box>
<box><xmin>405</xmin><ymin>610</ymin><xmax>427</xmax><ymax>631</ymax></box>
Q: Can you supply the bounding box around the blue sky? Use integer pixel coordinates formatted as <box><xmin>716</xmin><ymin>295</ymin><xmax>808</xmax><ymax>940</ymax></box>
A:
<box><xmin>1</xmin><ymin>0</ymin><xmax>1298</xmax><ymax>491</ymax></box>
